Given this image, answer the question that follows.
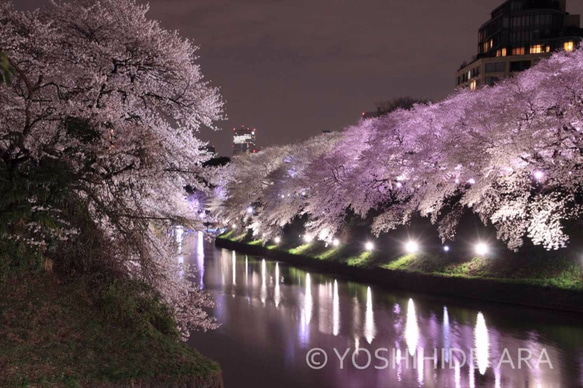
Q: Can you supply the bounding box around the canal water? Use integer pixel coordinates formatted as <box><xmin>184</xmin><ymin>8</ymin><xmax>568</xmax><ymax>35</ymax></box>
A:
<box><xmin>185</xmin><ymin>233</ymin><xmax>583</xmax><ymax>388</ymax></box>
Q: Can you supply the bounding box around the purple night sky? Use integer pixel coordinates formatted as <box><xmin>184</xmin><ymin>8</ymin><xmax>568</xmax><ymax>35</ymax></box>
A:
<box><xmin>13</xmin><ymin>0</ymin><xmax>583</xmax><ymax>156</ymax></box>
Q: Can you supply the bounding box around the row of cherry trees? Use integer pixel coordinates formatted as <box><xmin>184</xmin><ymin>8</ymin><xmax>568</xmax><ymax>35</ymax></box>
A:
<box><xmin>1</xmin><ymin>1</ymin><xmax>222</xmax><ymax>336</ymax></box>
<box><xmin>212</xmin><ymin>47</ymin><xmax>583</xmax><ymax>252</ymax></box>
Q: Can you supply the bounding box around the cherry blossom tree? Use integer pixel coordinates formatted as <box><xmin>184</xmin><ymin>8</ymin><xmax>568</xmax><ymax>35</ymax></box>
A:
<box><xmin>208</xmin><ymin>133</ymin><xmax>341</xmax><ymax>240</ymax></box>
<box><xmin>0</xmin><ymin>0</ymin><xmax>223</xmax><ymax>335</ymax></box>
<box><xmin>214</xmin><ymin>46</ymin><xmax>583</xmax><ymax>252</ymax></box>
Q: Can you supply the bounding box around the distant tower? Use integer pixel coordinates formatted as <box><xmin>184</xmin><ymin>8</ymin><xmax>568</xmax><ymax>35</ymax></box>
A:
<box><xmin>232</xmin><ymin>126</ymin><xmax>257</xmax><ymax>155</ymax></box>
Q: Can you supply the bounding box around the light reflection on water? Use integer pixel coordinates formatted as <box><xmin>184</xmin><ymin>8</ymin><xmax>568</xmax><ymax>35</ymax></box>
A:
<box><xmin>333</xmin><ymin>279</ymin><xmax>340</xmax><ymax>337</ymax></box>
<box><xmin>185</xmin><ymin>238</ymin><xmax>583</xmax><ymax>388</ymax></box>
<box><xmin>405</xmin><ymin>298</ymin><xmax>419</xmax><ymax>357</ymax></box>
<box><xmin>275</xmin><ymin>262</ymin><xmax>281</xmax><ymax>308</ymax></box>
<box><xmin>475</xmin><ymin>312</ymin><xmax>489</xmax><ymax>375</ymax></box>
<box><xmin>364</xmin><ymin>287</ymin><xmax>376</xmax><ymax>344</ymax></box>
<box><xmin>196</xmin><ymin>232</ymin><xmax>204</xmax><ymax>289</ymax></box>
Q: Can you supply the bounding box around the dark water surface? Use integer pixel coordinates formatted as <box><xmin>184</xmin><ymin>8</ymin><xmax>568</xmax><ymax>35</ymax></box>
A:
<box><xmin>184</xmin><ymin>233</ymin><xmax>583</xmax><ymax>388</ymax></box>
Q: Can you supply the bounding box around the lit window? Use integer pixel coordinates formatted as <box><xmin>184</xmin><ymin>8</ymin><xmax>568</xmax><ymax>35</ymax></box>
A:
<box><xmin>564</xmin><ymin>41</ymin><xmax>575</xmax><ymax>52</ymax></box>
<box><xmin>530</xmin><ymin>44</ymin><xmax>543</xmax><ymax>54</ymax></box>
<box><xmin>545</xmin><ymin>45</ymin><xmax>551</xmax><ymax>53</ymax></box>
<box><xmin>470</xmin><ymin>80</ymin><xmax>477</xmax><ymax>91</ymax></box>
<box><xmin>512</xmin><ymin>47</ymin><xmax>525</xmax><ymax>56</ymax></box>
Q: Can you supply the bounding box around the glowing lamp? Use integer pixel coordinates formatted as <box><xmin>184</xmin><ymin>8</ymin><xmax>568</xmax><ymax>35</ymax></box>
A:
<box><xmin>365</xmin><ymin>242</ymin><xmax>374</xmax><ymax>251</ymax></box>
<box><xmin>443</xmin><ymin>245</ymin><xmax>450</xmax><ymax>252</ymax></box>
<box><xmin>304</xmin><ymin>234</ymin><xmax>314</xmax><ymax>243</ymax></box>
<box><xmin>405</xmin><ymin>240</ymin><xmax>419</xmax><ymax>254</ymax></box>
<box><xmin>274</xmin><ymin>237</ymin><xmax>281</xmax><ymax>244</ymax></box>
<box><xmin>475</xmin><ymin>243</ymin><xmax>489</xmax><ymax>256</ymax></box>
<box><xmin>333</xmin><ymin>239</ymin><xmax>340</xmax><ymax>247</ymax></box>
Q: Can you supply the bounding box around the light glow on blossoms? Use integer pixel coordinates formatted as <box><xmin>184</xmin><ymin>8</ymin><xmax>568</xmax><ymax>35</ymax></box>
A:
<box><xmin>533</xmin><ymin>170</ymin><xmax>545</xmax><ymax>181</ymax></box>
<box><xmin>211</xmin><ymin>45</ymin><xmax>583</xmax><ymax>253</ymax></box>
<box><xmin>0</xmin><ymin>0</ymin><xmax>223</xmax><ymax>337</ymax></box>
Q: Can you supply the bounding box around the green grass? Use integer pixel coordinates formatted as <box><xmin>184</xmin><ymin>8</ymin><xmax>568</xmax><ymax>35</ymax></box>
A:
<box><xmin>219</xmin><ymin>234</ymin><xmax>583</xmax><ymax>292</ymax></box>
<box><xmin>219</xmin><ymin>230</ymin><xmax>234</xmax><ymax>240</ymax></box>
<box><xmin>430</xmin><ymin>255</ymin><xmax>583</xmax><ymax>290</ymax></box>
<box><xmin>382</xmin><ymin>254</ymin><xmax>416</xmax><ymax>270</ymax></box>
<box><xmin>0</xmin><ymin>274</ymin><xmax>222</xmax><ymax>388</ymax></box>
<box><xmin>288</xmin><ymin>244</ymin><xmax>312</xmax><ymax>255</ymax></box>
<box><xmin>346</xmin><ymin>252</ymin><xmax>374</xmax><ymax>267</ymax></box>
<box><xmin>218</xmin><ymin>230</ymin><xmax>247</xmax><ymax>242</ymax></box>
<box><xmin>232</xmin><ymin>233</ymin><xmax>247</xmax><ymax>242</ymax></box>
<box><xmin>316</xmin><ymin>246</ymin><xmax>342</xmax><ymax>261</ymax></box>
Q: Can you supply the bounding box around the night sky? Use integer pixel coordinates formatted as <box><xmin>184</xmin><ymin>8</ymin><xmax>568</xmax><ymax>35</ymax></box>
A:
<box><xmin>14</xmin><ymin>0</ymin><xmax>583</xmax><ymax>156</ymax></box>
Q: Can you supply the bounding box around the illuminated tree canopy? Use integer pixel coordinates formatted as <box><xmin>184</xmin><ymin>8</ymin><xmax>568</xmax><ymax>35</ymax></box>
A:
<box><xmin>0</xmin><ymin>0</ymin><xmax>223</xmax><ymax>335</ymax></box>
<box><xmin>214</xmin><ymin>47</ymin><xmax>583</xmax><ymax>251</ymax></box>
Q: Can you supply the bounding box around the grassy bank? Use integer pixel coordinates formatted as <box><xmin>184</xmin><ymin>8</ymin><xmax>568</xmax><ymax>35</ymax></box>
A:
<box><xmin>0</xmin><ymin>273</ymin><xmax>222</xmax><ymax>388</ymax></box>
<box><xmin>219</xmin><ymin>230</ymin><xmax>583</xmax><ymax>291</ymax></box>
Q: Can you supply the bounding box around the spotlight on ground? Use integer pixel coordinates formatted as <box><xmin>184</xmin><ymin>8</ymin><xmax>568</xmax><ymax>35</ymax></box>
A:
<box><xmin>365</xmin><ymin>242</ymin><xmax>374</xmax><ymax>251</ymax></box>
<box><xmin>475</xmin><ymin>242</ymin><xmax>489</xmax><ymax>256</ymax></box>
<box><xmin>405</xmin><ymin>240</ymin><xmax>419</xmax><ymax>254</ymax></box>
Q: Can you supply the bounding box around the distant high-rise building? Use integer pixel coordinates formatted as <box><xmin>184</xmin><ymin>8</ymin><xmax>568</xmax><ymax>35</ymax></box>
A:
<box><xmin>232</xmin><ymin>126</ymin><xmax>257</xmax><ymax>155</ymax></box>
<box><xmin>456</xmin><ymin>0</ymin><xmax>583</xmax><ymax>90</ymax></box>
